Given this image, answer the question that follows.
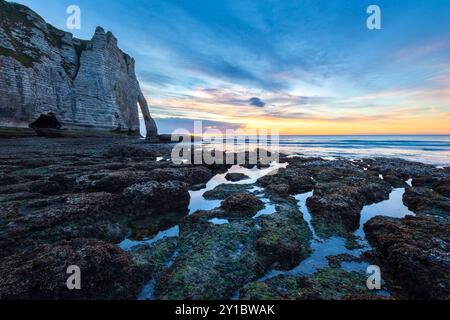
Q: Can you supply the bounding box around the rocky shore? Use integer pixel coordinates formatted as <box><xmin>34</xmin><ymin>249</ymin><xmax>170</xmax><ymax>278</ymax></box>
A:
<box><xmin>0</xmin><ymin>138</ymin><xmax>448</xmax><ymax>300</ymax></box>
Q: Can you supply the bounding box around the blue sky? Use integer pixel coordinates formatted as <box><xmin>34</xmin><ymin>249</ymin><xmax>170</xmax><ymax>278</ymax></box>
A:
<box><xmin>14</xmin><ymin>0</ymin><xmax>450</xmax><ymax>134</ymax></box>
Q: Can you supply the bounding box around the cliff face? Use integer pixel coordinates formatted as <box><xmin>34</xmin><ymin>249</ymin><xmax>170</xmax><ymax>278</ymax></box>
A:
<box><xmin>0</xmin><ymin>0</ymin><xmax>157</xmax><ymax>137</ymax></box>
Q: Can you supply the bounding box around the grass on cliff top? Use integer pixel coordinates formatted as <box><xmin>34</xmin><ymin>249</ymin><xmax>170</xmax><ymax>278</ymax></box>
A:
<box><xmin>0</xmin><ymin>46</ymin><xmax>35</xmax><ymax>68</ymax></box>
<box><xmin>0</xmin><ymin>1</ymin><xmax>35</xmax><ymax>28</ymax></box>
<box><xmin>0</xmin><ymin>0</ymin><xmax>41</xmax><ymax>68</ymax></box>
<box><xmin>0</xmin><ymin>0</ymin><xmax>89</xmax><ymax>70</ymax></box>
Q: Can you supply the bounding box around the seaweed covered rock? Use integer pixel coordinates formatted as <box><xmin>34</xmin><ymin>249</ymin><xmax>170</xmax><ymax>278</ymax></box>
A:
<box><xmin>0</xmin><ymin>192</ymin><xmax>127</xmax><ymax>258</ymax></box>
<box><xmin>306</xmin><ymin>176</ymin><xmax>391</xmax><ymax>235</ymax></box>
<box><xmin>0</xmin><ymin>238</ymin><xmax>148</xmax><ymax>300</ymax></box>
<box><xmin>240</xmin><ymin>267</ymin><xmax>376</xmax><ymax>300</ymax></box>
<box><xmin>221</xmin><ymin>192</ymin><xmax>264</xmax><ymax>217</ymax></box>
<box><xmin>148</xmin><ymin>167</ymin><xmax>213</xmax><ymax>186</ymax></box>
<box><xmin>104</xmin><ymin>145</ymin><xmax>157</xmax><ymax>159</ymax></box>
<box><xmin>362</xmin><ymin>158</ymin><xmax>438</xmax><ymax>179</ymax></box>
<box><xmin>257</xmin><ymin>167</ymin><xmax>314</xmax><ymax>195</ymax></box>
<box><xmin>364</xmin><ymin>215</ymin><xmax>450</xmax><ymax>299</ymax></box>
<box><xmin>403</xmin><ymin>187</ymin><xmax>450</xmax><ymax>219</ymax></box>
<box><xmin>203</xmin><ymin>183</ymin><xmax>253</xmax><ymax>200</ymax></box>
<box><xmin>265</xmin><ymin>184</ymin><xmax>290</xmax><ymax>197</ymax></box>
<box><xmin>155</xmin><ymin>214</ymin><xmax>260</xmax><ymax>300</ymax></box>
<box><xmin>123</xmin><ymin>180</ymin><xmax>190</xmax><ymax>214</ymax></box>
<box><xmin>433</xmin><ymin>178</ymin><xmax>450</xmax><ymax>198</ymax></box>
<box><xmin>383</xmin><ymin>174</ymin><xmax>408</xmax><ymax>188</ymax></box>
<box><xmin>75</xmin><ymin>170</ymin><xmax>156</xmax><ymax>193</ymax></box>
<box><xmin>255</xmin><ymin>207</ymin><xmax>312</xmax><ymax>270</ymax></box>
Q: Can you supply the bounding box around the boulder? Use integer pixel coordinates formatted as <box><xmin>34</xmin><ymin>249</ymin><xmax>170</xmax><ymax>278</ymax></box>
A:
<box><xmin>0</xmin><ymin>238</ymin><xmax>147</xmax><ymax>300</ymax></box>
<box><xmin>220</xmin><ymin>193</ymin><xmax>264</xmax><ymax>217</ymax></box>
<box><xmin>255</xmin><ymin>208</ymin><xmax>312</xmax><ymax>270</ymax></box>
<box><xmin>265</xmin><ymin>184</ymin><xmax>290</xmax><ymax>197</ymax></box>
<box><xmin>123</xmin><ymin>180</ymin><xmax>190</xmax><ymax>213</ymax></box>
<box><xmin>225</xmin><ymin>172</ymin><xmax>250</xmax><ymax>182</ymax></box>
<box><xmin>403</xmin><ymin>187</ymin><xmax>450</xmax><ymax>218</ymax></box>
<box><xmin>364</xmin><ymin>215</ymin><xmax>450</xmax><ymax>299</ymax></box>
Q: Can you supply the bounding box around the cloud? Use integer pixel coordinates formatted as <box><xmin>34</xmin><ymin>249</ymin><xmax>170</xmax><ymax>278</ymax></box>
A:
<box><xmin>151</xmin><ymin>117</ymin><xmax>244</xmax><ymax>134</ymax></box>
<box><xmin>248</xmin><ymin>97</ymin><xmax>266</xmax><ymax>107</ymax></box>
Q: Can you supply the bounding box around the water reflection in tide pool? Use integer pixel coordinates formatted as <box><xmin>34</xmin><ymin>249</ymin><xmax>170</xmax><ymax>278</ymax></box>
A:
<box><xmin>355</xmin><ymin>188</ymin><xmax>415</xmax><ymax>238</ymax></box>
<box><xmin>119</xmin><ymin>225</ymin><xmax>179</xmax><ymax>251</ymax></box>
<box><xmin>259</xmin><ymin>185</ymin><xmax>415</xmax><ymax>282</ymax></box>
<box><xmin>189</xmin><ymin>162</ymin><xmax>287</xmax><ymax>214</ymax></box>
<box><xmin>120</xmin><ymin>162</ymin><xmax>286</xmax><ymax>251</ymax></box>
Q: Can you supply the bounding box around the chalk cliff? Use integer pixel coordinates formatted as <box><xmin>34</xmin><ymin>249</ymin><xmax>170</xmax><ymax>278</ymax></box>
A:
<box><xmin>0</xmin><ymin>0</ymin><xmax>157</xmax><ymax>137</ymax></box>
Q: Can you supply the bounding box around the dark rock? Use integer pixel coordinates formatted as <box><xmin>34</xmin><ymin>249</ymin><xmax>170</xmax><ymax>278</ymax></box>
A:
<box><xmin>75</xmin><ymin>170</ymin><xmax>154</xmax><ymax>193</ymax></box>
<box><xmin>326</xmin><ymin>253</ymin><xmax>362</xmax><ymax>268</ymax></box>
<box><xmin>265</xmin><ymin>184</ymin><xmax>290</xmax><ymax>197</ymax></box>
<box><xmin>148</xmin><ymin>166</ymin><xmax>213</xmax><ymax>186</ymax></box>
<box><xmin>123</xmin><ymin>180</ymin><xmax>190</xmax><ymax>214</ymax></box>
<box><xmin>412</xmin><ymin>175</ymin><xmax>440</xmax><ymax>188</ymax></box>
<box><xmin>363</xmin><ymin>158</ymin><xmax>437</xmax><ymax>179</ymax></box>
<box><xmin>255</xmin><ymin>207</ymin><xmax>312</xmax><ymax>270</ymax></box>
<box><xmin>203</xmin><ymin>184</ymin><xmax>252</xmax><ymax>200</ymax></box>
<box><xmin>287</xmin><ymin>174</ymin><xmax>314</xmax><ymax>194</ymax></box>
<box><xmin>403</xmin><ymin>187</ymin><xmax>450</xmax><ymax>218</ymax></box>
<box><xmin>433</xmin><ymin>178</ymin><xmax>450</xmax><ymax>198</ymax></box>
<box><xmin>104</xmin><ymin>145</ymin><xmax>156</xmax><ymax>159</ymax></box>
<box><xmin>240</xmin><ymin>267</ymin><xmax>377</xmax><ymax>300</ymax></box>
<box><xmin>0</xmin><ymin>173</ymin><xmax>20</xmax><ymax>185</ymax></box>
<box><xmin>383</xmin><ymin>174</ymin><xmax>408</xmax><ymax>188</ymax></box>
<box><xmin>0</xmin><ymin>238</ymin><xmax>148</xmax><ymax>300</ymax></box>
<box><xmin>306</xmin><ymin>177</ymin><xmax>391</xmax><ymax>234</ymax></box>
<box><xmin>156</xmin><ymin>214</ymin><xmax>260</xmax><ymax>300</ymax></box>
<box><xmin>307</xmin><ymin>184</ymin><xmax>363</xmax><ymax>233</ymax></box>
<box><xmin>0</xmin><ymin>192</ymin><xmax>126</xmax><ymax>257</ymax></box>
<box><xmin>225</xmin><ymin>173</ymin><xmax>250</xmax><ymax>182</ymax></box>
<box><xmin>130</xmin><ymin>237</ymin><xmax>178</xmax><ymax>278</ymax></box>
<box><xmin>189</xmin><ymin>183</ymin><xmax>207</xmax><ymax>191</ymax></box>
<box><xmin>221</xmin><ymin>193</ymin><xmax>264</xmax><ymax>217</ymax></box>
<box><xmin>257</xmin><ymin>167</ymin><xmax>314</xmax><ymax>194</ymax></box>
<box><xmin>364</xmin><ymin>215</ymin><xmax>450</xmax><ymax>299</ymax></box>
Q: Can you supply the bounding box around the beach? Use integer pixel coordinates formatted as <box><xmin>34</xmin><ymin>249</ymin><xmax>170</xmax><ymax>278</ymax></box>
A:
<box><xmin>0</xmin><ymin>136</ymin><xmax>448</xmax><ymax>300</ymax></box>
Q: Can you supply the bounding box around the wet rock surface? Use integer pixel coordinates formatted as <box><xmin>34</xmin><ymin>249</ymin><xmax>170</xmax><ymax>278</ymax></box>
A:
<box><xmin>240</xmin><ymin>267</ymin><xmax>380</xmax><ymax>300</ymax></box>
<box><xmin>155</xmin><ymin>212</ymin><xmax>260</xmax><ymax>300</ymax></box>
<box><xmin>203</xmin><ymin>183</ymin><xmax>253</xmax><ymax>200</ymax></box>
<box><xmin>220</xmin><ymin>192</ymin><xmax>264</xmax><ymax>216</ymax></box>
<box><xmin>403</xmin><ymin>187</ymin><xmax>450</xmax><ymax>219</ymax></box>
<box><xmin>306</xmin><ymin>176</ymin><xmax>391</xmax><ymax>236</ymax></box>
<box><xmin>225</xmin><ymin>172</ymin><xmax>250</xmax><ymax>182</ymax></box>
<box><xmin>0</xmin><ymin>238</ymin><xmax>147</xmax><ymax>300</ymax></box>
<box><xmin>255</xmin><ymin>204</ymin><xmax>312</xmax><ymax>270</ymax></box>
<box><xmin>364</xmin><ymin>215</ymin><xmax>450</xmax><ymax>299</ymax></box>
<box><xmin>123</xmin><ymin>180</ymin><xmax>190</xmax><ymax>214</ymax></box>
<box><xmin>0</xmin><ymin>138</ymin><xmax>448</xmax><ymax>300</ymax></box>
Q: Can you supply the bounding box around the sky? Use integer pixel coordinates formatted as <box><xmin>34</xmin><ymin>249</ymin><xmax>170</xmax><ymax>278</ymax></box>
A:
<box><xmin>13</xmin><ymin>0</ymin><xmax>450</xmax><ymax>134</ymax></box>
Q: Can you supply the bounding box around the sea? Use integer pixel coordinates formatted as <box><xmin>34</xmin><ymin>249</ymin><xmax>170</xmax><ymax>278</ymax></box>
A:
<box><xmin>204</xmin><ymin>135</ymin><xmax>450</xmax><ymax>166</ymax></box>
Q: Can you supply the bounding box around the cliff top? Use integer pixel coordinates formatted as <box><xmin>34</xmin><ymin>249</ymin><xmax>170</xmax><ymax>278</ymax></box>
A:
<box><xmin>0</xmin><ymin>0</ymin><xmax>133</xmax><ymax>67</ymax></box>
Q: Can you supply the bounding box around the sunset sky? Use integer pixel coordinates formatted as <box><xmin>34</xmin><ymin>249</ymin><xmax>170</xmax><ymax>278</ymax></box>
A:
<box><xmin>15</xmin><ymin>0</ymin><xmax>450</xmax><ymax>134</ymax></box>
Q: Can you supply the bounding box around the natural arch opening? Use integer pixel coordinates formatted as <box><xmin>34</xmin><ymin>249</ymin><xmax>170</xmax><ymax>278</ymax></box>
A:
<box><xmin>29</xmin><ymin>113</ymin><xmax>62</xmax><ymax>129</ymax></box>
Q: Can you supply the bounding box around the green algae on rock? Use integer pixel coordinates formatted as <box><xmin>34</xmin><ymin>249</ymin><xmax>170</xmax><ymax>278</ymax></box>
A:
<box><xmin>240</xmin><ymin>267</ymin><xmax>378</xmax><ymax>300</ymax></box>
